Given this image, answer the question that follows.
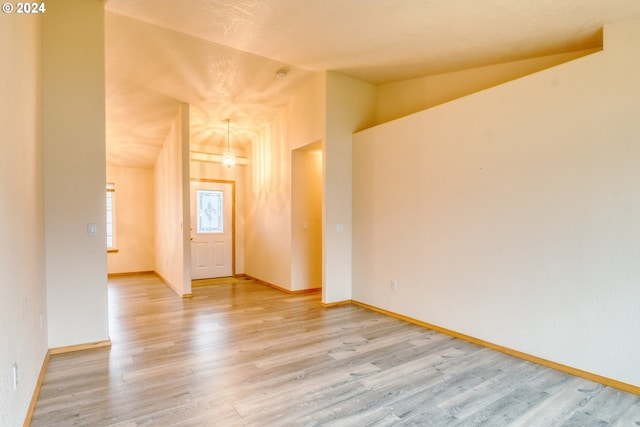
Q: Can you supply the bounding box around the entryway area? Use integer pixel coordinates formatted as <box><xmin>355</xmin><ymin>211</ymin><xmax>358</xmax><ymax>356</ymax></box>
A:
<box><xmin>190</xmin><ymin>180</ymin><xmax>235</xmax><ymax>280</ymax></box>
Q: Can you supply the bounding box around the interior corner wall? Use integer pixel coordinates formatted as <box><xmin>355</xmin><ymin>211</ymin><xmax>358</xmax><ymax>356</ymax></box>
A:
<box><xmin>323</xmin><ymin>72</ymin><xmax>376</xmax><ymax>303</ymax></box>
<box><xmin>352</xmin><ymin>19</ymin><xmax>640</xmax><ymax>387</ymax></box>
<box><xmin>274</xmin><ymin>72</ymin><xmax>327</xmax><ymax>292</ymax></box>
<box><xmin>243</xmin><ymin>72</ymin><xmax>326</xmax><ymax>291</ymax></box>
<box><xmin>0</xmin><ymin>13</ymin><xmax>48</xmax><ymax>426</ymax></box>
<box><xmin>244</xmin><ymin>111</ymin><xmax>292</xmax><ymax>289</ymax></box>
<box><xmin>154</xmin><ymin>104</ymin><xmax>191</xmax><ymax>295</ymax></box>
<box><xmin>43</xmin><ymin>0</ymin><xmax>109</xmax><ymax>349</ymax></box>
<box><xmin>106</xmin><ymin>165</ymin><xmax>155</xmax><ymax>274</ymax></box>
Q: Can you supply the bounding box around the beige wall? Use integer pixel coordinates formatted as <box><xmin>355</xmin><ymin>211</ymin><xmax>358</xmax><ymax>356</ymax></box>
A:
<box><xmin>289</xmin><ymin>73</ymin><xmax>327</xmax><ymax>151</ymax></box>
<box><xmin>243</xmin><ymin>72</ymin><xmax>326</xmax><ymax>291</ymax></box>
<box><xmin>244</xmin><ymin>111</ymin><xmax>292</xmax><ymax>288</ymax></box>
<box><xmin>353</xmin><ymin>19</ymin><xmax>640</xmax><ymax>387</ymax></box>
<box><xmin>0</xmin><ymin>12</ymin><xmax>48</xmax><ymax>426</ymax></box>
<box><xmin>376</xmin><ymin>48</ymin><xmax>600</xmax><ymax>124</ymax></box>
<box><xmin>323</xmin><ymin>72</ymin><xmax>376</xmax><ymax>303</ymax></box>
<box><xmin>43</xmin><ymin>0</ymin><xmax>109</xmax><ymax>349</ymax></box>
<box><xmin>291</xmin><ymin>146</ymin><xmax>323</xmax><ymax>291</ymax></box>
<box><xmin>244</xmin><ymin>71</ymin><xmax>375</xmax><ymax>297</ymax></box>
<box><xmin>154</xmin><ymin>104</ymin><xmax>191</xmax><ymax>295</ymax></box>
<box><xmin>106</xmin><ymin>166</ymin><xmax>156</xmax><ymax>274</ymax></box>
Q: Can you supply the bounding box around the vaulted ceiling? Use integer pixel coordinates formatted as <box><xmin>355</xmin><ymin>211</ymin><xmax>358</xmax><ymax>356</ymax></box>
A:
<box><xmin>104</xmin><ymin>0</ymin><xmax>640</xmax><ymax>168</ymax></box>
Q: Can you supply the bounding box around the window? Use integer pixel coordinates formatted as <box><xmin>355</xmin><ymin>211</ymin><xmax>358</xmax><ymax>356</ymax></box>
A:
<box><xmin>196</xmin><ymin>189</ymin><xmax>224</xmax><ymax>233</ymax></box>
<box><xmin>106</xmin><ymin>182</ymin><xmax>116</xmax><ymax>250</ymax></box>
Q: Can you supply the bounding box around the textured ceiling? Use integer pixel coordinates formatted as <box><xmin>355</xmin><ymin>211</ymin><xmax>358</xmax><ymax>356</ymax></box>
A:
<box><xmin>104</xmin><ymin>0</ymin><xmax>640</xmax><ymax>167</ymax></box>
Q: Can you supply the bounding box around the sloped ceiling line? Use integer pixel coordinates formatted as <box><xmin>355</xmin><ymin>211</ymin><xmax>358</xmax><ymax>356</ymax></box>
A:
<box><xmin>104</xmin><ymin>0</ymin><xmax>640</xmax><ymax>168</ymax></box>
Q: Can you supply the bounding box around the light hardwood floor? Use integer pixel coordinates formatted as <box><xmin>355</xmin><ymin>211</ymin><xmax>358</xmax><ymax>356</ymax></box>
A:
<box><xmin>30</xmin><ymin>274</ymin><xmax>640</xmax><ymax>426</ymax></box>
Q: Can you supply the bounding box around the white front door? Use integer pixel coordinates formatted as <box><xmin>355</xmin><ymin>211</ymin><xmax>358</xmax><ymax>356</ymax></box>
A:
<box><xmin>190</xmin><ymin>181</ymin><xmax>233</xmax><ymax>280</ymax></box>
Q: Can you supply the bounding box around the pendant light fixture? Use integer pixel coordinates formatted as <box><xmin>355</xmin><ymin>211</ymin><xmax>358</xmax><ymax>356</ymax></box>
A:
<box><xmin>222</xmin><ymin>118</ymin><xmax>236</xmax><ymax>168</ymax></box>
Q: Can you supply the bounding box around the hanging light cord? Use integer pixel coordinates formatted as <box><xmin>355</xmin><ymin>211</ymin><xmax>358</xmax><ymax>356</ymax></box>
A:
<box><xmin>222</xmin><ymin>118</ymin><xmax>236</xmax><ymax>168</ymax></box>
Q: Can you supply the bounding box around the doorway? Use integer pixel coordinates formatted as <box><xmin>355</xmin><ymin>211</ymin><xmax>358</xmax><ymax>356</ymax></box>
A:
<box><xmin>190</xmin><ymin>180</ymin><xmax>235</xmax><ymax>280</ymax></box>
<box><xmin>291</xmin><ymin>142</ymin><xmax>323</xmax><ymax>291</ymax></box>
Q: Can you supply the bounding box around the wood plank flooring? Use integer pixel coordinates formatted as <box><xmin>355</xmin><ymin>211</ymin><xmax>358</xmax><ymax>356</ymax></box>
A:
<box><xmin>30</xmin><ymin>274</ymin><xmax>640</xmax><ymax>426</ymax></box>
